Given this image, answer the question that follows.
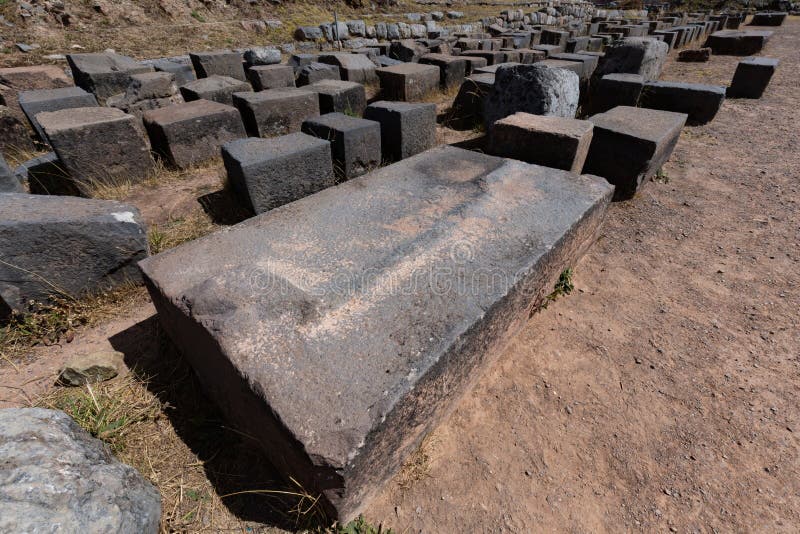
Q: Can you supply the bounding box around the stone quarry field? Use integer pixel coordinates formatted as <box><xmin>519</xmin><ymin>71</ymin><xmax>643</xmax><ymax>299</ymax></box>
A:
<box><xmin>1</xmin><ymin>9</ymin><xmax>798</xmax><ymax>534</ymax></box>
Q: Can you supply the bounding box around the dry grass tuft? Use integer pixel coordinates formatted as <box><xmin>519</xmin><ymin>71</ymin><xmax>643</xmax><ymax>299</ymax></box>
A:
<box><xmin>148</xmin><ymin>210</ymin><xmax>218</xmax><ymax>254</ymax></box>
<box><xmin>395</xmin><ymin>431</ymin><xmax>441</xmax><ymax>491</ymax></box>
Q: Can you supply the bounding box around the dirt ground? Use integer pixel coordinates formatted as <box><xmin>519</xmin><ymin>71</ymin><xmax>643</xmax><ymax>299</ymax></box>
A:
<box><xmin>1</xmin><ymin>17</ymin><xmax>798</xmax><ymax>534</ymax></box>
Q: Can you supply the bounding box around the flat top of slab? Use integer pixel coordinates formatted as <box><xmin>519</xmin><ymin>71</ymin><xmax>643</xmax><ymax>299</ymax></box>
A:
<box><xmin>234</xmin><ymin>87</ymin><xmax>315</xmax><ymax>103</ymax></box>
<box><xmin>589</xmin><ymin>105</ymin><xmax>687</xmax><ymax>142</ymax></box>
<box><xmin>224</xmin><ymin>132</ymin><xmax>328</xmax><ymax>163</ymax></box>
<box><xmin>0</xmin><ymin>193</ymin><xmax>141</xmax><ymax>225</ymax></box>
<box><xmin>376</xmin><ymin>63</ymin><xmax>439</xmax><ymax>75</ymax></box>
<box><xmin>601</xmin><ymin>73</ymin><xmax>645</xmax><ymax>83</ymax></box>
<box><xmin>18</xmin><ymin>86</ymin><xmax>93</xmax><ymax>103</ymax></box>
<box><xmin>368</xmin><ymin>101</ymin><xmax>436</xmax><ymax>113</ymax></box>
<box><xmin>420</xmin><ymin>53</ymin><xmax>466</xmax><ymax>63</ymax></box>
<box><xmin>303</xmin><ymin>112</ymin><xmax>379</xmax><ymax>131</ymax></box>
<box><xmin>307</xmin><ymin>79</ymin><xmax>364</xmax><ymax>94</ymax></box>
<box><xmin>249</xmin><ymin>64</ymin><xmax>293</xmax><ymax>71</ymax></box>
<box><xmin>182</xmin><ymin>75</ymin><xmax>250</xmax><ymax>91</ymax></box>
<box><xmin>143</xmin><ymin>99</ymin><xmax>237</xmax><ymax>124</ymax></box>
<box><xmin>190</xmin><ymin>49</ymin><xmax>239</xmax><ymax>58</ymax></box>
<box><xmin>710</xmin><ymin>29</ymin><xmax>774</xmax><ymax>37</ymax></box>
<box><xmin>742</xmin><ymin>56</ymin><xmax>779</xmax><ymax>66</ymax></box>
<box><xmin>476</xmin><ymin>62</ymin><xmax>523</xmax><ymax>73</ymax></box>
<box><xmin>36</xmin><ymin>106</ymin><xmax>131</xmax><ymax>131</ymax></box>
<box><xmin>495</xmin><ymin>111</ymin><xmax>593</xmax><ymax>137</ymax></box>
<box><xmin>646</xmin><ymin>80</ymin><xmax>727</xmax><ymax>94</ymax></box>
<box><xmin>466</xmin><ymin>73</ymin><xmax>496</xmax><ymax>86</ymax></box>
<box><xmin>139</xmin><ymin>145</ymin><xmax>613</xmax><ymax>467</ymax></box>
<box><xmin>538</xmin><ymin>59</ymin><xmax>582</xmax><ymax>70</ymax></box>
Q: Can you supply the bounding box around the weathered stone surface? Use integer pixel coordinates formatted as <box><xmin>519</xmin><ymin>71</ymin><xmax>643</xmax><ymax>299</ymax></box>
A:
<box><xmin>474</xmin><ymin>62</ymin><xmax>523</xmax><ymax>75</ymax></box>
<box><xmin>704</xmin><ymin>30</ymin><xmax>772</xmax><ymax>55</ymax></box>
<box><xmin>295</xmin><ymin>26</ymin><xmax>323</xmax><ymax>41</ymax></box>
<box><xmin>106</xmin><ymin>72</ymin><xmax>180</xmax><ymax>117</ymax></box>
<box><xmin>297</xmin><ymin>62</ymin><xmax>341</xmax><ymax>86</ymax></box>
<box><xmin>0</xmin><ymin>408</ymin><xmax>160</xmax><ymax>532</ymax></box>
<box><xmin>461</xmin><ymin>56</ymin><xmax>489</xmax><ymax>76</ymax></box>
<box><xmin>307</xmin><ymin>80</ymin><xmax>367</xmax><ymax>116</ymax></box>
<box><xmin>750</xmin><ymin>12</ymin><xmax>787</xmax><ymax>26</ymax></box>
<box><xmin>67</xmin><ymin>53</ymin><xmax>153</xmax><ymax>100</ymax></box>
<box><xmin>222</xmin><ymin>133</ymin><xmax>333</xmax><ymax>214</ymax></box>
<box><xmin>419</xmin><ymin>53</ymin><xmax>467</xmax><ymax>89</ymax></box>
<box><xmin>485</xmin><ymin>64</ymin><xmax>580</xmax><ymax>126</ymax></box>
<box><xmin>364</xmin><ymin>101</ymin><xmax>436</xmax><ymax>162</ymax></box>
<box><xmin>448</xmin><ymin>73</ymin><xmax>495</xmax><ymax>129</ymax></box>
<box><xmin>0</xmin><ymin>65</ymin><xmax>71</xmax><ymax>117</ymax></box>
<box><xmin>302</xmin><ymin>112</ymin><xmax>381</xmax><ymax>179</ymax></box>
<box><xmin>488</xmin><ymin>112</ymin><xmax>594</xmax><ymax>173</ymax></box>
<box><xmin>531</xmin><ymin>44</ymin><xmax>563</xmax><ymax>57</ymax></box>
<box><xmin>460</xmin><ymin>50</ymin><xmax>505</xmax><ymax>66</ymax></box>
<box><xmin>248</xmin><ymin>65</ymin><xmax>296</xmax><ymax>91</ymax></box>
<box><xmin>389</xmin><ymin>40</ymin><xmax>429</xmax><ymax>63</ymax></box>
<box><xmin>0</xmin><ymin>155</ymin><xmax>23</xmax><ymax>193</ymax></box>
<box><xmin>190</xmin><ymin>50</ymin><xmax>246</xmax><ymax>81</ymax></box>
<box><xmin>376</xmin><ymin>63</ymin><xmax>439</xmax><ymax>101</ymax></box>
<box><xmin>0</xmin><ymin>194</ymin><xmax>147</xmax><ymax>316</ymax></box>
<box><xmin>143</xmin><ymin>100</ymin><xmax>245</xmax><ymax>169</ymax></box>
<box><xmin>139</xmin><ymin>145</ymin><xmax>614</xmax><ymax>522</ymax></box>
<box><xmin>0</xmin><ymin>105</ymin><xmax>35</xmax><ymax>153</ymax></box>
<box><xmin>318</xmin><ymin>53</ymin><xmax>377</xmax><ymax>84</ymax></box>
<box><xmin>589</xmin><ymin>73</ymin><xmax>645</xmax><ymax>115</ymax></box>
<box><xmin>233</xmin><ymin>88</ymin><xmax>319</xmax><ymax>137</ymax></box>
<box><xmin>727</xmin><ymin>56</ymin><xmax>778</xmax><ymax>99</ymax></box>
<box><xmin>677</xmin><ymin>47</ymin><xmax>711</xmax><ymax>62</ymax></box>
<box><xmin>583</xmin><ymin>106</ymin><xmax>687</xmax><ymax>199</ymax></box>
<box><xmin>15</xmin><ymin>151</ymin><xmax>74</xmax><ymax>196</ymax></box>
<box><xmin>640</xmin><ymin>81</ymin><xmax>726</xmax><ymax>125</ymax></box>
<box><xmin>594</xmin><ymin>37</ymin><xmax>669</xmax><ymax>81</ymax></box>
<box><xmin>243</xmin><ymin>47</ymin><xmax>282</xmax><ymax>67</ymax></box>
<box><xmin>38</xmin><ymin>107</ymin><xmax>153</xmax><ymax>188</ymax></box>
<box><xmin>19</xmin><ymin>86</ymin><xmax>99</xmax><ymax>142</ymax></box>
<box><xmin>58</xmin><ymin>351</ymin><xmax>124</xmax><ymax>386</ymax></box>
<box><xmin>513</xmin><ymin>48</ymin><xmax>547</xmax><ymax>64</ymax></box>
<box><xmin>179</xmin><ymin>75</ymin><xmax>252</xmax><ymax>105</ymax></box>
<box><xmin>151</xmin><ymin>57</ymin><xmax>196</xmax><ymax>85</ymax></box>
<box><xmin>288</xmin><ymin>53</ymin><xmax>318</xmax><ymax>73</ymax></box>
<box><xmin>549</xmin><ymin>53</ymin><xmax>599</xmax><ymax>80</ymax></box>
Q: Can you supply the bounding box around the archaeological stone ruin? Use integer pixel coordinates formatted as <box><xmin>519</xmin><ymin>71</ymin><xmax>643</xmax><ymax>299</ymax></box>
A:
<box><xmin>0</xmin><ymin>1</ymin><xmax>789</xmax><ymax>530</ymax></box>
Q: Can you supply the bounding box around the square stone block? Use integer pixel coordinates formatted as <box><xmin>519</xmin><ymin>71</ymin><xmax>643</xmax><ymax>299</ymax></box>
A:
<box><xmin>448</xmin><ymin>73</ymin><xmax>495</xmax><ymax>129</ymax></box>
<box><xmin>727</xmin><ymin>57</ymin><xmax>778</xmax><ymax>98</ymax></box>
<box><xmin>37</xmin><ymin>107</ymin><xmax>153</xmax><ymax>189</ymax></box>
<box><xmin>704</xmin><ymin>30</ymin><xmax>772</xmax><ymax>55</ymax></box>
<box><xmin>583</xmin><ymin>106</ymin><xmax>687</xmax><ymax>199</ymax></box>
<box><xmin>364</xmin><ymin>101</ymin><xmax>436</xmax><ymax>162</ymax></box>
<box><xmin>460</xmin><ymin>50</ymin><xmax>505</xmax><ymax>65</ymax></box>
<box><xmin>143</xmin><ymin>100</ymin><xmax>246</xmax><ymax>169</ymax></box>
<box><xmin>67</xmin><ymin>53</ymin><xmax>153</xmax><ymax>100</ymax></box>
<box><xmin>640</xmin><ymin>81</ymin><xmax>726</xmax><ymax>125</ymax></box>
<box><xmin>488</xmin><ymin>112</ymin><xmax>594</xmax><ymax>173</ymax></box>
<box><xmin>222</xmin><ymin>133</ymin><xmax>334</xmax><ymax>214</ymax></box>
<box><xmin>461</xmin><ymin>56</ymin><xmax>489</xmax><ymax>76</ymax></box>
<box><xmin>376</xmin><ymin>63</ymin><xmax>439</xmax><ymax>101</ymax></box>
<box><xmin>247</xmin><ymin>65</ymin><xmax>296</xmax><ymax>91</ymax></box>
<box><xmin>151</xmin><ymin>57</ymin><xmax>196</xmax><ymax>85</ymax></box>
<box><xmin>297</xmin><ymin>62</ymin><xmax>342</xmax><ymax>87</ymax></box>
<box><xmin>318</xmin><ymin>53</ymin><xmax>378</xmax><ymax>84</ymax></box>
<box><xmin>179</xmin><ymin>75</ymin><xmax>252</xmax><ymax>105</ymax></box>
<box><xmin>749</xmin><ymin>12</ymin><xmax>787</xmax><ymax>26</ymax></box>
<box><xmin>532</xmin><ymin>44</ymin><xmax>564</xmax><ymax>57</ymax></box>
<box><xmin>307</xmin><ymin>80</ymin><xmax>367</xmax><ymax>116</ymax></box>
<box><xmin>549</xmin><ymin>53</ymin><xmax>599</xmax><ymax>80</ymax></box>
<box><xmin>19</xmin><ymin>86</ymin><xmax>98</xmax><ymax>143</ymax></box>
<box><xmin>190</xmin><ymin>50</ymin><xmax>246</xmax><ymax>81</ymax></box>
<box><xmin>514</xmin><ymin>49</ymin><xmax>547</xmax><ymax>64</ymax></box>
<box><xmin>301</xmin><ymin>112</ymin><xmax>381</xmax><ymax>179</ymax></box>
<box><xmin>589</xmin><ymin>73</ymin><xmax>645</xmax><ymax>115</ymax></box>
<box><xmin>419</xmin><ymin>53</ymin><xmax>467</xmax><ymax>89</ymax></box>
<box><xmin>232</xmin><ymin>88</ymin><xmax>320</xmax><ymax>137</ymax></box>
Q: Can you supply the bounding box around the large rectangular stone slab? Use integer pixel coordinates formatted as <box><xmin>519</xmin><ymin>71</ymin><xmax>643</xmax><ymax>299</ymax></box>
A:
<box><xmin>179</xmin><ymin>75</ymin><xmax>252</xmax><ymax>105</ymax></box>
<box><xmin>139</xmin><ymin>145</ymin><xmax>613</xmax><ymax>522</ymax></box>
<box><xmin>583</xmin><ymin>106</ymin><xmax>687</xmax><ymax>199</ymax></box>
<box><xmin>704</xmin><ymin>30</ymin><xmax>772</xmax><ymax>55</ymax></box>
<box><xmin>364</xmin><ymin>101</ymin><xmax>436</xmax><ymax>162</ymax></box>
<box><xmin>727</xmin><ymin>57</ymin><xmax>778</xmax><ymax>98</ymax></box>
<box><xmin>301</xmin><ymin>112</ymin><xmax>381</xmax><ymax>179</ymax></box>
<box><xmin>376</xmin><ymin>63</ymin><xmax>440</xmax><ymax>101</ymax></box>
<box><xmin>419</xmin><ymin>53</ymin><xmax>467</xmax><ymax>89</ymax></box>
<box><xmin>247</xmin><ymin>65</ymin><xmax>296</xmax><ymax>91</ymax></box>
<box><xmin>67</xmin><ymin>53</ymin><xmax>153</xmax><ymax>100</ymax></box>
<box><xmin>18</xmin><ymin>86</ymin><xmax>98</xmax><ymax>143</ymax></box>
<box><xmin>589</xmin><ymin>73</ymin><xmax>644</xmax><ymax>115</ymax></box>
<box><xmin>232</xmin><ymin>88</ymin><xmax>320</xmax><ymax>137</ymax></box>
<box><xmin>0</xmin><ymin>65</ymin><xmax>72</xmax><ymax>118</ymax></box>
<box><xmin>307</xmin><ymin>80</ymin><xmax>367</xmax><ymax>116</ymax></box>
<box><xmin>640</xmin><ymin>81</ymin><xmax>726</xmax><ymax>125</ymax></box>
<box><xmin>318</xmin><ymin>53</ymin><xmax>378</xmax><ymax>84</ymax></box>
<box><xmin>189</xmin><ymin>50</ymin><xmax>246</xmax><ymax>81</ymax></box>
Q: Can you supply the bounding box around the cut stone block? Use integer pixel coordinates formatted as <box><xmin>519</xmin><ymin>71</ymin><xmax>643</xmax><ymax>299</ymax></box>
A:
<box><xmin>15</xmin><ymin>151</ymin><xmax>75</xmax><ymax>196</ymax></box>
<box><xmin>151</xmin><ymin>57</ymin><xmax>196</xmax><ymax>85</ymax></box>
<box><xmin>749</xmin><ymin>12</ymin><xmax>787</xmax><ymax>26</ymax></box>
<box><xmin>139</xmin><ymin>145</ymin><xmax>614</xmax><ymax>522</ymax></box>
<box><xmin>549</xmin><ymin>53</ymin><xmax>599</xmax><ymax>80</ymax></box>
<box><xmin>583</xmin><ymin>106</ymin><xmax>687</xmax><ymax>199</ymax></box>
<box><xmin>222</xmin><ymin>133</ymin><xmax>334</xmax><ymax>214</ymax></box>
<box><xmin>487</xmin><ymin>112</ymin><xmax>594</xmax><ymax>173</ymax></box>
<box><xmin>232</xmin><ymin>88</ymin><xmax>320</xmax><ymax>137</ymax></box>
<box><xmin>143</xmin><ymin>100</ymin><xmax>245</xmax><ymax>169</ymax></box>
<box><xmin>389</xmin><ymin>40</ymin><xmax>430</xmax><ymax>62</ymax></box>
<box><xmin>0</xmin><ymin>194</ymin><xmax>147</xmax><ymax>318</ymax></box>
<box><xmin>307</xmin><ymin>80</ymin><xmax>367</xmax><ymax>116</ymax></box>
<box><xmin>0</xmin><ymin>106</ymin><xmax>35</xmax><ymax>153</ymax></box>
<box><xmin>288</xmin><ymin>53</ymin><xmax>319</xmax><ymax>73</ymax></box>
<box><xmin>474</xmin><ymin>62</ymin><xmax>523</xmax><ymax>75</ymax></box>
<box><xmin>179</xmin><ymin>75</ymin><xmax>252</xmax><ymax>105</ymax></box>
<box><xmin>19</xmin><ymin>87</ymin><xmax>99</xmax><ymax>143</ymax></box>
<box><xmin>727</xmin><ymin>57</ymin><xmax>778</xmax><ymax>99</ymax></box>
<box><xmin>67</xmin><ymin>53</ymin><xmax>153</xmax><ymax>100</ymax></box>
<box><xmin>189</xmin><ymin>50</ymin><xmax>246</xmax><ymax>81</ymax></box>
<box><xmin>514</xmin><ymin>49</ymin><xmax>547</xmax><ymax>64</ymax></box>
<box><xmin>0</xmin><ymin>65</ymin><xmax>71</xmax><ymax>117</ymax></box>
<box><xmin>302</xmin><ymin>113</ymin><xmax>381</xmax><ymax>179</ymax></box>
<box><xmin>243</xmin><ymin>47</ymin><xmax>282</xmax><ymax>68</ymax></box>
<box><xmin>38</xmin><ymin>107</ymin><xmax>153</xmax><ymax>188</ymax></box>
<box><xmin>594</xmin><ymin>37</ymin><xmax>669</xmax><ymax>81</ymax></box>
<box><xmin>461</xmin><ymin>56</ymin><xmax>489</xmax><ymax>75</ymax></box>
<box><xmin>704</xmin><ymin>30</ymin><xmax>772</xmax><ymax>55</ymax></box>
<box><xmin>448</xmin><ymin>73</ymin><xmax>495</xmax><ymax>129</ymax></box>
<box><xmin>248</xmin><ymin>65</ymin><xmax>296</xmax><ymax>91</ymax></box>
<box><xmin>0</xmin><ymin>155</ymin><xmax>23</xmax><ymax>193</ymax></box>
<box><xmin>105</xmin><ymin>72</ymin><xmax>180</xmax><ymax>117</ymax></box>
<box><xmin>419</xmin><ymin>53</ymin><xmax>467</xmax><ymax>89</ymax></box>
<box><xmin>589</xmin><ymin>73</ymin><xmax>645</xmax><ymax>115</ymax></box>
<box><xmin>485</xmin><ymin>64</ymin><xmax>580</xmax><ymax>126</ymax></box>
<box><xmin>318</xmin><ymin>53</ymin><xmax>378</xmax><ymax>84</ymax></box>
<box><xmin>460</xmin><ymin>50</ymin><xmax>505</xmax><ymax>66</ymax></box>
<box><xmin>376</xmin><ymin>63</ymin><xmax>439</xmax><ymax>101</ymax></box>
<box><xmin>640</xmin><ymin>81</ymin><xmax>726</xmax><ymax>125</ymax></box>
<box><xmin>364</xmin><ymin>101</ymin><xmax>436</xmax><ymax>162</ymax></box>
<box><xmin>531</xmin><ymin>44</ymin><xmax>563</xmax><ymax>57</ymax></box>
<box><xmin>297</xmin><ymin>62</ymin><xmax>341</xmax><ymax>86</ymax></box>
<box><xmin>541</xmin><ymin>29</ymin><xmax>570</xmax><ymax>48</ymax></box>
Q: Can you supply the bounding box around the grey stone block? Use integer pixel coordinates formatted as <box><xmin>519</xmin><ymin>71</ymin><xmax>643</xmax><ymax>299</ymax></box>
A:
<box><xmin>640</xmin><ymin>81</ymin><xmax>726</xmax><ymax>125</ymax></box>
<box><xmin>474</xmin><ymin>62</ymin><xmax>524</xmax><ymax>75</ymax></box>
<box><xmin>139</xmin><ymin>145</ymin><xmax>614</xmax><ymax>523</ymax></box>
<box><xmin>364</xmin><ymin>101</ymin><xmax>436</xmax><ymax>162</ymax></box>
<box><xmin>232</xmin><ymin>88</ymin><xmax>319</xmax><ymax>137</ymax></box>
<box><xmin>302</xmin><ymin>112</ymin><xmax>381</xmax><ymax>179</ymax></box>
<box><xmin>460</xmin><ymin>50</ymin><xmax>505</xmax><ymax>66</ymax></box>
<box><xmin>461</xmin><ymin>55</ymin><xmax>489</xmax><ymax>75</ymax></box>
<box><xmin>143</xmin><ymin>100</ymin><xmax>245</xmax><ymax>169</ymax></box>
<box><xmin>294</xmin><ymin>26</ymin><xmax>323</xmax><ymax>41</ymax></box>
<box><xmin>151</xmin><ymin>57</ymin><xmax>196</xmax><ymax>85</ymax></box>
<box><xmin>222</xmin><ymin>133</ymin><xmax>334</xmax><ymax>214</ymax></box>
<box><xmin>307</xmin><ymin>80</ymin><xmax>367</xmax><ymax>116</ymax></box>
<box><xmin>297</xmin><ymin>62</ymin><xmax>341</xmax><ymax>86</ymax></box>
<box><xmin>0</xmin><ymin>408</ymin><xmax>160</xmax><ymax>531</ymax></box>
<box><xmin>514</xmin><ymin>49</ymin><xmax>547</xmax><ymax>64</ymax></box>
<box><xmin>179</xmin><ymin>75</ymin><xmax>252</xmax><ymax>105</ymax></box>
<box><xmin>594</xmin><ymin>37</ymin><xmax>669</xmax><ymax>81</ymax></box>
<box><xmin>38</xmin><ymin>107</ymin><xmax>153</xmax><ymax>189</ymax></box>
<box><xmin>389</xmin><ymin>40</ymin><xmax>430</xmax><ymax>63</ymax></box>
<box><xmin>67</xmin><ymin>53</ymin><xmax>153</xmax><ymax>100</ymax></box>
<box><xmin>583</xmin><ymin>105</ymin><xmax>687</xmax><ymax>199</ymax></box>
<box><xmin>531</xmin><ymin>44</ymin><xmax>564</xmax><ymax>57</ymax></box>
<box><xmin>485</xmin><ymin>64</ymin><xmax>580</xmax><ymax>126</ymax></box>
<box><xmin>15</xmin><ymin>151</ymin><xmax>74</xmax><ymax>196</ymax></box>
<box><xmin>727</xmin><ymin>56</ymin><xmax>778</xmax><ymax>99</ymax></box>
<box><xmin>677</xmin><ymin>47</ymin><xmax>711</xmax><ymax>62</ymax></box>
<box><xmin>419</xmin><ymin>53</ymin><xmax>467</xmax><ymax>89</ymax></box>
<box><xmin>248</xmin><ymin>65</ymin><xmax>296</xmax><ymax>91</ymax></box>
<box><xmin>0</xmin><ymin>155</ymin><xmax>23</xmax><ymax>193</ymax></box>
<box><xmin>488</xmin><ymin>112</ymin><xmax>594</xmax><ymax>173</ymax></box>
<box><xmin>287</xmin><ymin>53</ymin><xmax>318</xmax><ymax>73</ymax></box>
<box><xmin>549</xmin><ymin>53</ymin><xmax>599</xmax><ymax>80</ymax></box>
<box><xmin>376</xmin><ymin>63</ymin><xmax>439</xmax><ymax>101</ymax></box>
<box><xmin>749</xmin><ymin>12</ymin><xmax>787</xmax><ymax>26</ymax></box>
<box><xmin>190</xmin><ymin>50</ymin><xmax>246</xmax><ymax>81</ymax></box>
<box><xmin>318</xmin><ymin>53</ymin><xmax>377</xmax><ymax>84</ymax></box>
<box><xmin>19</xmin><ymin>86</ymin><xmax>98</xmax><ymax>143</ymax></box>
<box><xmin>0</xmin><ymin>194</ymin><xmax>148</xmax><ymax>316</ymax></box>
<box><xmin>243</xmin><ymin>47</ymin><xmax>282</xmax><ymax>67</ymax></box>
<box><xmin>704</xmin><ymin>30</ymin><xmax>772</xmax><ymax>55</ymax></box>
<box><xmin>448</xmin><ymin>73</ymin><xmax>495</xmax><ymax>129</ymax></box>
<box><xmin>589</xmin><ymin>73</ymin><xmax>645</xmax><ymax>115</ymax></box>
